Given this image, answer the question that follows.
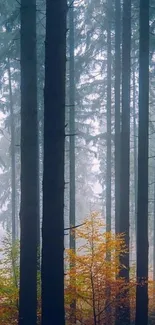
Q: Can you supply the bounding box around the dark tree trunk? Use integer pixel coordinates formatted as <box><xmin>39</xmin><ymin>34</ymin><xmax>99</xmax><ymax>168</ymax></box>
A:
<box><xmin>133</xmin><ymin>56</ymin><xmax>137</xmax><ymax>245</ymax></box>
<box><xmin>8</xmin><ymin>58</ymin><xmax>16</xmax><ymax>243</ymax></box>
<box><xmin>19</xmin><ymin>0</ymin><xmax>39</xmax><ymax>324</ymax></box>
<box><xmin>37</xmin><ymin>111</ymin><xmax>41</xmax><ymax>272</ymax></box>
<box><xmin>115</xmin><ymin>0</ymin><xmax>121</xmax><ymax>235</ymax></box>
<box><xmin>119</xmin><ymin>0</ymin><xmax>131</xmax><ymax>324</ymax></box>
<box><xmin>135</xmin><ymin>1</ymin><xmax>149</xmax><ymax>324</ymax></box>
<box><xmin>69</xmin><ymin>0</ymin><xmax>75</xmax><ymax>262</ymax></box>
<box><xmin>106</xmin><ymin>0</ymin><xmax>112</xmax><ymax>234</ymax></box>
<box><xmin>41</xmin><ymin>0</ymin><xmax>67</xmax><ymax>324</ymax></box>
<box><xmin>69</xmin><ymin>1</ymin><xmax>76</xmax><ymax>323</ymax></box>
<box><xmin>114</xmin><ymin>2</ymin><xmax>121</xmax><ymax>323</ymax></box>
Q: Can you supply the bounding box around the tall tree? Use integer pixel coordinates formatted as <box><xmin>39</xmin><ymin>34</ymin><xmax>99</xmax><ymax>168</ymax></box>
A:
<box><xmin>19</xmin><ymin>0</ymin><xmax>39</xmax><ymax>324</ymax></box>
<box><xmin>41</xmin><ymin>0</ymin><xmax>67</xmax><ymax>324</ymax></box>
<box><xmin>135</xmin><ymin>1</ymin><xmax>149</xmax><ymax>324</ymax></box>
<box><xmin>105</xmin><ymin>2</ymin><xmax>112</xmax><ymax>323</ymax></box>
<box><xmin>132</xmin><ymin>53</ymin><xmax>138</xmax><ymax>242</ymax></box>
<box><xmin>8</xmin><ymin>58</ymin><xmax>16</xmax><ymax>243</ymax></box>
<box><xmin>115</xmin><ymin>0</ymin><xmax>121</xmax><ymax>234</ymax></box>
<box><xmin>69</xmin><ymin>0</ymin><xmax>75</xmax><ymax>258</ymax></box>
<box><xmin>119</xmin><ymin>0</ymin><xmax>131</xmax><ymax>324</ymax></box>
<box><xmin>69</xmin><ymin>0</ymin><xmax>76</xmax><ymax>323</ymax></box>
<box><xmin>115</xmin><ymin>5</ymin><xmax>121</xmax><ymax>323</ymax></box>
<box><xmin>106</xmin><ymin>0</ymin><xmax>112</xmax><ymax>234</ymax></box>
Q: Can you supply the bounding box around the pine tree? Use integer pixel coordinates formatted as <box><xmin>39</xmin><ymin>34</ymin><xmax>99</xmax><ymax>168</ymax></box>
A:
<box><xmin>132</xmin><ymin>47</ymin><xmax>138</xmax><ymax>243</ymax></box>
<box><xmin>18</xmin><ymin>0</ymin><xmax>39</xmax><ymax>324</ymax></box>
<box><xmin>135</xmin><ymin>0</ymin><xmax>149</xmax><ymax>324</ymax></box>
<box><xmin>115</xmin><ymin>0</ymin><xmax>121</xmax><ymax>234</ymax></box>
<box><xmin>19</xmin><ymin>0</ymin><xmax>39</xmax><ymax>325</ymax></box>
<box><xmin>41</xmin><ymin>0</ymin><xmax>67</xmax><ymax>324</ymax></box>
<box><xmin>119</xmin><ymin>0</ymin><xmax>131</xmax><ymax>324</ymax></box>
<box><xmin>106</xmin><ymin>0</ymin><xmax>112</xmax><ymax>234</ymax></box>
<box><xmin>8</xmin><ymin>57</ymin><xmax>16</xmax><ymax>243</ymax></box>
<box><xmin>69</xmin><ymin>0</ymin><xmax>76</xmax><ymax>322</ymax></box>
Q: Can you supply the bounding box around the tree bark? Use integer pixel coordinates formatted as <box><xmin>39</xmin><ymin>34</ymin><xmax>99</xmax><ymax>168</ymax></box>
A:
<box><xmin>133</xmin><ymin>55</ymin><xmax>137</xmax><ymax>247</ymax></box>
<box><xmin>106</xmin><ymin>0</ymin><xmax>112</xmax><ymax>235</ymax></box>
<box><xmin>69</xmin><ymin>1</ymin><xmax>76</xmax><ymax>323</ymax></box>
<box><xmin>115</xmin><ymin>0</ymin><xmax>121</xmax><ymax>236</ymax></box>
<box><xmin>19</xmin><ymin>0</ymin><xmax>39</xmax><ymax>324</ymax></box>
<box><xmin>41</xmin><ymin>0</ymin><xmax>67</xmax><ymax>324</ymax></box>
<box><xmin>135</xmin><ymin>1</ymin><xmax>149</xmax><ymax>324</ymax></box>
<box><xmin>119</xmin><ymin>0</ymin><xmax>131</xmax><ymax>324</ymax></box>
<box><xmin>105</xmin><ymin>2</ymin><xmax>112</xmax><ymax>322</ymax></box>
<box><xmin>114</xmin><ymin>3</ymin><xmax>121</xmax><ymax>324</ymax></box>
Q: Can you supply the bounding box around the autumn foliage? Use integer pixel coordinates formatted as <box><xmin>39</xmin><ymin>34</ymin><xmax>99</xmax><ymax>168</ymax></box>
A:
<box><xmin>0</xmin><ymin>213</ymin><xmax>155</xmax><ymax>324</ymax></box>
<box><xmin>0</xmin><ymin>235</ymin><xmax>19</xmax><ymax>324</ymax></box>
<box><xmin>65</xmin><ymin>212</ymin><xmax>130</xmax><ymax>324</ymax></box>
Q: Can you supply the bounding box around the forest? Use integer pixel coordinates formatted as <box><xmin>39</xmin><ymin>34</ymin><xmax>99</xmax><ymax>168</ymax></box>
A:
<box><xmin>0</xmin><ymin>0</ymin><xmax>153</xmax><ymax>324</ymax></box>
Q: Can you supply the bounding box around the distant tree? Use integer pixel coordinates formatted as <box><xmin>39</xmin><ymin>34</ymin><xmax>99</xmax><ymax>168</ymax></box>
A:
<box><xmin>105</xmin><ymin>0</ymin><xmax>112</xmax><ymax>322</ymax></box>
<box><xmin>7</xmin><ymin>57</ymin><xmax>16</xmax><ymax>243</ymax></box>
<box><xmin>19</xmin><ymin>0</ymin><xmax>39</xmax><ymax>324</ymax></box>
<box><xmin>41</xmin><ymin>0</ymin><xmax>67</xmax><ymax>324</ymax></box>
<box><xmin>135</xmin><ymin>0</ymin><xmax>149</xmax><ymax>324</ymax></box>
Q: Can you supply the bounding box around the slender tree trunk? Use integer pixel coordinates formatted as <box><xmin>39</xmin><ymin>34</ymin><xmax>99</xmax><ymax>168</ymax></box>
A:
<box><xmin>69</xmin><ymin>1</ymin><xmax>76</xmax><ymax>323</ymax></box>
<box><xmin>114</xmin><ymin>3</ymin><xmax>121</xmax><ymax>323</ymax></box>
<box><xmin>41</xmin><ymin>0</ymin><xmax>67</xmax><ymax>324</ymax></box>
<box><xmin>135</xmin><ymin>1</ymin><xmax>149</xmax><ymax>324</ymax></box>
<box><xmin>133</xmin><ymin>57</ymin><xmax>137</xmax><ymax>247</ymax></box>
<box><xmin>91</xmin><ymin>270</ymin><xmax>97</xmax><ymax>325</ymax></box>
<box><xmin>37</xmin><ymin>114</ymin><xmax>41</xmax><ymax>272</ymax></box>
<box><xmin>19</xmin><ymin>0</ymin><xmax>39</xmax><ymax>324</ymax></box>
<box><xmin>115</xmin><ymin>0</ymin><xmax>121</xmax><ymax>236</ymax></box>
<box><xmin>8</xmin><ymin>58</ymin><xmax>16</xmax><ymax>243</ymax></box>
<box><xmin>106</xmin><ymin>0</ymin><xmax>112</xmax><ymax>235</ymax></box>
<box><xmin>119</xmin><ymin>0</ymin><xmax>131</xmax><ymax>324</ymax></box>
<box><xmin>105</xmin><ymin>2</ymin><xmax>112</xmax><ymax>322</ymax></box>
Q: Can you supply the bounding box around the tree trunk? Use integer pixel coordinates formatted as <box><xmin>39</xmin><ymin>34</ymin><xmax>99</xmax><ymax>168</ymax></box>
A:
<box><xmin>69</xmin><ymin>1</ymin><xmax>76</xmax><ymax>323</ymax></box>
<box><xmin>135</xmin><ymin>1</ymin><xmax>149</xmax><ymax>324</ymax></box>
<box><xmin>119</xmin><ymin>0</ymin><xmax>131</xmax><ymax>324</ymax></box>
<box><xmin>19</xmin><ymin>0</ymin><xmax>39</xmax><ymax>324</ymax></box>
<box><xmin>133</xmin><ymin>55</ymin><xmax>137</xmax><ymax>248</ymax></box>
<box><xmin>8</xmin><ymin>58</ymin><xmax>16</xmax><ymax>243</ymax></box>
<box><xmin>115</xmin><ymin>0</ymin><xmax>121</xmax><ymax>236</ymax></box>
<box><xmin>105</xmin><ymin>2</ymin><xmax>112</xmax><ymax>322</ymax></box>
<box><xmin>106</xmin><ymin>0</ymin><xmax>112</xmax><ymax>235</ymax></box>
<box><xmin>41</xmin><ymin>0</ymin><xmax>67</xmax><ymax>324</ymax></box>
<box><xmin>114</xmin><ymin>3</ymin><xmax>121</xmax><ymax>323</ymax></box>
